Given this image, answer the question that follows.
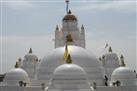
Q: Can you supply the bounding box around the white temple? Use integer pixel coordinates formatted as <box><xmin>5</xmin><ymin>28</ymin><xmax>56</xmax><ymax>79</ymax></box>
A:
<box><xmin>0</xmin><ymin>1</ymin><xmax>137</xmax><ymax>91</ymax></box>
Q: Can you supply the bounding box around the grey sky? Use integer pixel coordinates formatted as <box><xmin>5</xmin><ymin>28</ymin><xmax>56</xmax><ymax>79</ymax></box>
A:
<box><xmin>0</xmin><ymin>0</ymin><xmax>136</xmax><ymax>73</ymax></box>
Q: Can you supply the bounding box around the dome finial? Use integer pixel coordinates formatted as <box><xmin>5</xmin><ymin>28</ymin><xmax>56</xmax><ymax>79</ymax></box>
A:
<box><xmin>120</xmin><ymin>54</ymin><xmax>126</xmax><ymax>67</ymax></box>
<box><xmin>108</xmin><ymin>46</ymin><xmax>112</xmax><ymax>52</ymax></box>
<box><xmin>68</xmin><ymin>10</ymin><xmax>71</xmax><ymax>14</ymax></box>
<box><xmin>29</xmin><ymin>48</ymin><xmax>32</xmax><ymax>53</ymax></box>
<box><xmin>63</xmin><ymin>43</ymin><xmax>69</xmax><ymax>60</ymax></box>
<box><xmin>14</xmin><ymin>62</ymin><xmax>19</xmax><ymax>68</ymax></box>
<box><xmin>66</xmin><ymin>54</ymin><xmax>72</xmax><ymax>64</ymax></box>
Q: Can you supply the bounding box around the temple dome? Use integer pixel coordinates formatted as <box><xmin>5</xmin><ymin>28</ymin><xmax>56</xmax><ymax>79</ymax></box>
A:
<box><xmin>4</xmin><ymin>68</ymin><xmax>30</xmax><ymax>86</ymax></box>
<box><xmin>51</xmin><ymin>63</ymin><xmax>90</xmax><ymax>89</ymax></box>
<box><xmin>37</xmin><ymin>45</ymin><xmax>104</xmax><ymax>85</ymax></box>
<box><xmin>103</xmin><ymin>47</ymin><xmax>119</xmax><ymax>67</ymax></box>
<box><xmin>111</xmin><ymin>67</ymin><xmax>137</xmax><ymax>86</ymax></box>
<box><xmin>63</xmin><ymin>10</ymin><xmax>77</xmax><ymax>21</ymax></box>
<box><xmin>23</xmin><ymin>48</ymin><xmax>38</xmax><ymax>62</ymax></box>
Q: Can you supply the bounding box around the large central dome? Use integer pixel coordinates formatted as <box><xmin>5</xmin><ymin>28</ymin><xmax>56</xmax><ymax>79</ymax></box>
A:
<box><xmin>37</xmin><ymin>45</ymin><xmax>104</xmax><ymax>85</ymax></box>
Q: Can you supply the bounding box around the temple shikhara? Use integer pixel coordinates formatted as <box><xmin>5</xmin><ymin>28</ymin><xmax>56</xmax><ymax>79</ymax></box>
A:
<box><xmin>0</xmin><ymin>1</ymin><xmax>137</xmax><ymax>91</ymax></box>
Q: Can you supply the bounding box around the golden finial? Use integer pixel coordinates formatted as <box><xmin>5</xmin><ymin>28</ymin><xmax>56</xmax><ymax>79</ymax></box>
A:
<box><xmin>66</xmin><ymin>34</ymin><xmax>73</xmax><ymax>43</ymax></box>
<box><xmin>108</xmin><ymin>46</ymin><xmax>112</xmax><ymax>52</ymax></box>
<box><xmin>63</xmin><ymin>43</ymin><xmax>69</xmax><ymax>60</ymax></box>
<box><xmin>120</xmin><ymin>54</ymin><xmax>126</xmax><ymax>67</ymax></box>
<box><xmin>14</xmin><ymin>62</ymin><xmax>19</xmax><ymax>68</ymax></box>
<box><xmin>29</xmin><ymin>48</ymin><xmax>32</xmax><ymax>53</ymax></box>
<box><xmin>66</xmin><ymin>54</ymin><xmax>72</xmax><ymax>64</ymax></box>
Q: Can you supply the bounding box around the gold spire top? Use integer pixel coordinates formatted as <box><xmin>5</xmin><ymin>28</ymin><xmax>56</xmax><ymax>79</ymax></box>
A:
<box><xmin>66</xmin><ymin>34</ymin><xmax>73</xmax><ymax>43</ymax></box>
<box><xmin>66</xmin><ymin>54</ymin><xmax>72</xmax><ymax>64</ymax></box>
<box><xmin>108</xmin><ymin>46</ymin><xmax>112</xmax><ymax>52</ymax></box>
<box><xmin>29</xmin><ymin>48</ymin><xmax>32</xmax><ymax>53</ymax></box>
<box><xmin>14</xmin><ymin>62</ymin><xmax>19</xmax><ymax>68</ymax></box>
<box><xmin>63</xmin><ymin>43</ymin><xmax>69</xmax><ymax>60</ymax></box>
<box><xmin>120</xmin><ymin>54</ymin><xmax>126</xmax><ymax>67</ymax></box>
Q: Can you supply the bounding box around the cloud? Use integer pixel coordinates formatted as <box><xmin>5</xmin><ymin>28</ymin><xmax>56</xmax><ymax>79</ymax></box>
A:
<box><xmin>75</xmin><ymin>0</ymin><xmax>136</xmax><ymax>13</ymax></box>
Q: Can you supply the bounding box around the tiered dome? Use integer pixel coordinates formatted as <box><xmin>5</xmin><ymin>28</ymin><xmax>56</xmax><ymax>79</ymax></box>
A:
<box><xmin>37</xmin><ymin>45</ymin><xmax>104</xmax><ymax>85</ymax></box>
<box><xmin>63</xmin><ymin>10</ymin><xmax>77</xmax><ymax>21</ymax></box>
<box><xmin>4</xmin><ymin>62</ymin><xmax>30</xmax><ymax>86</ymax></box>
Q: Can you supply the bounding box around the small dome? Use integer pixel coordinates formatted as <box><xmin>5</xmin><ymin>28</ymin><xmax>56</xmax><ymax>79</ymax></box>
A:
<box><xmin>23</xmin><ymin>48</ymin><xmax>38</xmax><ymax>62</ymax></box>
<box><xmin>63</xmin><ymin>10</ymin><xmax>77</xmax><ymax>21</ymax></box>
<box><xmin>112</xmin><ymin>67</ymin><xmax>136</xmax><ymax>79</ymax></box>
<box><xmin>111</xmin><ymin>67</ymin><xmax>136</xmax><ymax>86</ymax></box>
<box><xmin>4</xmin><ymin>68</ymin><xmax>30</xmax><ymax>86</ymax></box>
<box><xmin>103</xmin><ymin>46</ymin><xmax>119</xmax><ymax>67</ymax></box>
<box><xmin>52</xmin><ymin>64</ymin><xmax>90</xmax><ymax>89</ymax></box>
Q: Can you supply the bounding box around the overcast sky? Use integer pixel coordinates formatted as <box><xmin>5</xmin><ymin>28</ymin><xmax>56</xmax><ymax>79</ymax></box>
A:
<box><xmin>0</xmin><ymin>0</ymin><xmax>136</xmax><ymax>73</ymax></box>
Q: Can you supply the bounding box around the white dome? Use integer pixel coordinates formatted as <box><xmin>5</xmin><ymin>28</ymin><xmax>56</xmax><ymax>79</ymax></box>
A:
<box><xmin>23</xmin><ymin>48</ymin><xmax>38</xmax><ymax>62</ymax></box>
<box><xmin>51</xmin><ymin>64</ymin><xmax>90</xmax><ymax>89</ymax></box>
<box><xmin>111</xmin><ymin>67</ymin><xmax>136</xmax><ymax>86</ymax></box>
<box><xmin>4</xmin><ymin>68</ymin><xmax>30</xmax><ymax>86</ymax></box>
<box><xmin>112</xmin><ymin>67</ymin><xmax>136</xmax><ymax>79</ymax></box>
<box><xmin>53</xmin><ymin>64</ymin><xmax>86</xmax><ymax>79</ymax></box>
<box><xmin>37</xmin><ymin>45</ymin><xmax>104</xmax><ymax>85</ymax></box>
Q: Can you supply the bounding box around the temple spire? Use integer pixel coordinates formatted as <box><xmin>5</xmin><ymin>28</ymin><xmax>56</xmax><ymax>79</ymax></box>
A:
<box><xmin>65</xmin><ymin>0</ymin><xmax>69</xmax><ymax>14</ymax></box>
<box><xmin>108</xmin><ymin>46</ymin><xmax>112</xmax><ymax>52</ymax></box>
<box><xmin>66</xmin><ymin>54</ymin><xmax>72</xmax><ymax>64</ymax></box>
<box><xmin>29</xmin><ymin>48</ymin><xmax>32</xmax><ymax>53</ymax></box>
<box><xmin>120</xmin><ymin>54</ymin><xmax>126</xmax><ymax>67</ymax></box>
<box><xmin>14</xmin><ymin>62</ymin><xmax>19</xmax><ymax>68</ymax></box>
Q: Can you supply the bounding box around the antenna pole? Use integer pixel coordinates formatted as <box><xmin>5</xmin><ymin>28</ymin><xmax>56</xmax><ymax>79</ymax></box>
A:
<box><xmin>65</xmin><ymin>0</ymin><xmax>69</xmax><ymax>14</ymax></box>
